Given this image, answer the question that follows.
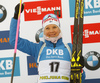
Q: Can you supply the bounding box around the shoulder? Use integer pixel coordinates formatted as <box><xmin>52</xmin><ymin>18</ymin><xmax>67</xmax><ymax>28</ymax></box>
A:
<box><xmin>36</xmin><ymin>41</ymin><xmax>45</xmax><ymax>48</ymax></box>
<box><xmin>65</xmin><ymin>43</ymin><xmax>72</xmax><ymax>51</ymax></box>
<box><xmin>28</xmin><ymin>41</ymin><xmax>44</xmax><ymax>51</ymax></box>
<box><xmin>67</xmin><ymin>43</ymin><xmax>72</xmax><ymax>49</ymax></box>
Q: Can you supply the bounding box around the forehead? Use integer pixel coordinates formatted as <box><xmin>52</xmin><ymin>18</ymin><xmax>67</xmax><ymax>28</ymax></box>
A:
<box><xmin>45</xmin><ymin>24</ymin><xmax>58</xmax><ymax>28</ymax></box>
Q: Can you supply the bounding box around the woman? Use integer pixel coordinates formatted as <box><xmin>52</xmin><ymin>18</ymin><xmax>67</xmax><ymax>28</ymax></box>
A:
<box><xmin>9</xmin><ymin>4</ymin><xmax>85</xmax><ymax>83</ymax></box>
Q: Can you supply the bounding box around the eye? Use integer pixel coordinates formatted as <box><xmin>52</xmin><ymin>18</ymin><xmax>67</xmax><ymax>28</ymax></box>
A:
<box><xmin>53</xmin><ymin>26</ymin><xmax>57</xmax><ymax>29</ymax></box>
<box><xmin>45</xmin><ymin>27</ymin><xmax>50</xmax><ymax>30</ymax></box>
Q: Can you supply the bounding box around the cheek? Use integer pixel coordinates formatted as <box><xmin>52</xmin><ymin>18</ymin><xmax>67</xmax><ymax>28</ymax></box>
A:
<box><xmin>44</xmin><ymin>30</ymin><xmax>48</xmax><ymax>36</ymax></box>
<box><xmin>44</xmin><ymin>29</ymin><xmax>46</xmax><ymax>35</ymax></box>
<box><xmin>56</xmin><ymin>29</ymin><xmax>60</xmax><ymax>34</ymax></box>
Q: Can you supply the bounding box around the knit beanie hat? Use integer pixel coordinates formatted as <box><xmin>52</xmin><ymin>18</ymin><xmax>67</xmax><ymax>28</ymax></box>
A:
<box><xmin>42</xmin><ymin>14</ymin><xmax>60</xmax><ymax>29</ymax></box>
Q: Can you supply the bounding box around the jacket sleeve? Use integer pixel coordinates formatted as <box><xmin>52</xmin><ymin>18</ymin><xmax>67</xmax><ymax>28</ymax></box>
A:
<box><xmin>67</xmin><ymin>43</ymin><xmax>72</xmax><ymax>59</ymax></box>
<box><xmin>82</xmin><ymin>69</ymin><xmax>86</xmax><ymax>83</ymax></box>
<box><xmin>9</xmin><ymin>18</ymin><xmax>42</xmax><ymax>57</ymax></box>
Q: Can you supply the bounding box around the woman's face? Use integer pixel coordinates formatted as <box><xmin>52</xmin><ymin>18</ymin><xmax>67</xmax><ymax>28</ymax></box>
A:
<box><xmin>44</xmin><ymin>24</ymin><xmax>61</xmax><ymax>37</ymax></box>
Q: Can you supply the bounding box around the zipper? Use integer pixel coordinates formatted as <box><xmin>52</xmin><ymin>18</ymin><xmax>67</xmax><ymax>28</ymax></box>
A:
<box><xmin>53</xmin><ymin>43</ymin><xmax>56</xmax><ymax>48</ymax></box>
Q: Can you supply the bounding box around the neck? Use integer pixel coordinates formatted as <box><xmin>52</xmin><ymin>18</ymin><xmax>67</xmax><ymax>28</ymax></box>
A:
<box><xmin>44</xmin><ymin>33</ymin><xmax>62</xmax><ymax>43</ymax></box>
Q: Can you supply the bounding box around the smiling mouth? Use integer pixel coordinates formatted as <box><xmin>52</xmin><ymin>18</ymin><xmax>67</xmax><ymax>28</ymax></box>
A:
<box><xmin>49</xmin><ymin>34</ymin><xmax>56</xmax><ymax>37</ymax></box>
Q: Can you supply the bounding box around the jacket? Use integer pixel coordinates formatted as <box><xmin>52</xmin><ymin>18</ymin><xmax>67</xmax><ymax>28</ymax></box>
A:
<box><xmin>9</xmin><ymin>18</ymin><xmax>85</xmax><ymax>83</ymax></box>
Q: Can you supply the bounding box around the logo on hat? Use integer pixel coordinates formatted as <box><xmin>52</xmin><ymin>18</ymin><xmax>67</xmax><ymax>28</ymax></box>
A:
<box><xmin>43</xmin><ymin>17</ymin><xmax>58</xmax><ymax>24</ymax></box>
<box><xmin>48</xmin><ymin>15</ymin><xmax>51</xmax><ymax>18</ymax></box>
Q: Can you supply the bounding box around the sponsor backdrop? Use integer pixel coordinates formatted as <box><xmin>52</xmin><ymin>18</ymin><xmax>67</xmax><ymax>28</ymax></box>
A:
<box><xmin>0</xmin><ymin>0</ymin><xmax>100</xmax><ymax>83</ymax></box>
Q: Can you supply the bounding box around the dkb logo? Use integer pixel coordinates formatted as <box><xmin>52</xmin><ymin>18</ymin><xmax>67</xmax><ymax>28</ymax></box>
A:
<box><xmin>47</xmin><ymin>49</ymin><xmax>64</xmax><ymax>55</ymax></box>
<box><xmin>69</xmin><ymin>0</ymin><xmax>100</xmax><ymax>17</ymax></box>
<box><xmin>0</xmin><ymin>57</ymin><xmax>20</xmax><ymax>77</ymax></box>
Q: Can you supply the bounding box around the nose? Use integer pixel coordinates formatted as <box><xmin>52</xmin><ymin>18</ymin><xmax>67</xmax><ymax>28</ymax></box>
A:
<box><xmin>49</xmin><ymin>28</ymin><xmax>53</xmax><ymax>32</ymax></box>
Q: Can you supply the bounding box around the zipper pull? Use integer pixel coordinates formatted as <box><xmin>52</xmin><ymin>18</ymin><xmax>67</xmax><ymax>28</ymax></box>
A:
<box><xmin>53</xmin><ymin>43</ymin><xmax>56</xmax><ymax>48</ymax></box>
